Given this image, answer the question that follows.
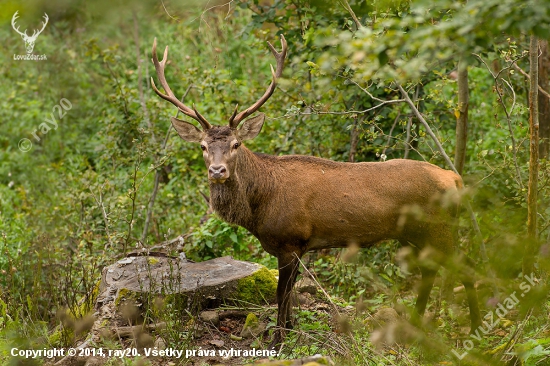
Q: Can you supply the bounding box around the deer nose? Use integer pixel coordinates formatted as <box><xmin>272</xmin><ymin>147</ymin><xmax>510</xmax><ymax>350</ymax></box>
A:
<box><xmin>209</xmin><ymin>165</ymin><xmax>227</xmax><ymax>179</ymax></box>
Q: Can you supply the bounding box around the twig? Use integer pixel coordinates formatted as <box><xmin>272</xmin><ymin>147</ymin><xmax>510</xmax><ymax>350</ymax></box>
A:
<box><xmin>349</xmin><ymin>116</ymin><xmax>360</xmax><ymax>162</ymax></box>
<box><xmin>396</xmin><ymin>85</ymin><xmax>458</xmax><ymax>175</ymax></box>
<box><xmin>194</xmin><ymin>0</ymin><xmax>235</xmax><ymax>32</ymax></box>
<box><xmin>396</xmin><ymin>84</ymin><xmax>490</xmax><ymax>262</ymax></box>
<box><xmin>474</xmin><ymin>53</ymin><xmax>524</xmax><ymax>189</ymax></box>
<box><xmin>338</xmin><ymin>0</ymin><xmax>363</xmax><ymax>30</ymax></box>
<box><xmin>124</xmin><ymin>153</ymin><xmax>142</xmax><ymax>253</ymax></box>
<box><xmin>293</xmin><ymin>254</ymin><xmax>340</xmax><ymax>316</ymax></box>
<box><xmin>497</xmin><ymin>309</ymin><xmax>533</xmax><ymax>363</ymax></box>
<box><xmin>512</xmin><ymin>63</ymin><xmax>550</xmax><ymax>99</ymax></box>
<box><xmin>297</xmin><ymin>98</ymin><xmax>405</xmax><ymax>116</ymax></box>
<box><xmin>404</xmin><ymin>116</ymin><xmax>412</xmax><ymax>159</ymax></box>
<box><xmin>382</xmin><ymin>112</ymin><xmax>401</xmax><ymax>156</ymax></box>
<box><xmin>348</xmin><ymin>78</ymin><xmax>405</xmax><ymax>104</ymax></box>
<box><xmin>89</xmin><ymin>185</ymin><xmax>113</xmax><ymax>249</ymax></box>
<box><xmin>159</xmin><ymin>0</ymin><xmax>178</xmax><ymax>20</ymax></box>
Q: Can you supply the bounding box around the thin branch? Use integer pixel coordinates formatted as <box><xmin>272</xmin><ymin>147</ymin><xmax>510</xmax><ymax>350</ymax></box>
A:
<box><xmin>397</xmin><ymin>85</ymin><xmax>457</xmax><ymax>173</ymax></box>
<box><xmin>404</xmin><ymin>116</ymin><xmax>412</xmax><ymax>159</ymax></box>
<box><xmin>192</xmin><ymin>0</ymin><xmax>235</xmax><ymax>27</ymax></box>
<box><xmin>474</xmin><ymin>53</ymin><xmax>524</xmax><ymax>190</ymax></box>
<box><xmin>348</xmin><ymin>78</ymin><xmax>400</xmax><ymax>104</ymax></box>
<box><xmin>89</xmin><ymin>185</ymin><xmax>113</xmax><ymax>249</ymax></box>
<box><xmin>124</xmin><ymin>152</ymin><xmax>142</xmax><ymax>253</ymax></box>
<box><xmin>396</xmin><ymin>83</ymin><xmax>490</xmax><ymax>264</ymax></box>
<box><xmin>338</xmin><ymin>0</ymin><xmax>362</xmax><ymax>30</ymax></box>
<box><xmin>512</xmin><ymin>62</ymin><xmax>550</xmax><ymax>99</ymax></box>
<box><xmin>524</xmin><ymin>35</ymin><xmax>540</xmax><ymax>275</ymax></box>
<box><xmin>497</xmin><ymin>309</ymin><xmax>533</xmax><ymax>363</ymax></box>
<box><xmin>159</xmin><ymin>0</ymin><xmax>178</xmax><ymax>20</ymax></box>
<box><xmin>382</xmin><ymin>112</ymin><xmax>401</xmax><ymax>156</ymax></box>
<box><xmin>296</xmin><ymin>98</ymin><xmax>405</xmax><ymax>117</ymax></box>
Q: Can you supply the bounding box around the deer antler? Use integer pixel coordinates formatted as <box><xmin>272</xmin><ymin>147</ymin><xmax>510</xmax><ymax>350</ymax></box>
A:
<box><xmin>151</xmin><ymin>38</ymin><xmax>212</xmax><ymax>130</ymax></box>
<box><xmin>11</xmin><ymin>11</ymin><xmax>28</xmax><ymax>38</ymax></box>
<box><xmin>229</xmin><ymin>34</ymin><xmax>288</xmax><ymax>128</ymax></box>
<box><xmin>29</xmin><ymin>13</ymin><xmax>49</xmax><ymax>40</ymax></box>
<box><xmin>11</xmin><ymin>12</ymin><xmax>49</xmax><ymax>40</ymax></box>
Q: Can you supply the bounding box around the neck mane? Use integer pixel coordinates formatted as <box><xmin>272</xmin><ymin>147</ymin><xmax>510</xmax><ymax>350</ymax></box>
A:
<box><xmin>208</xmin><ymin>146</ymin><xmax>274</xmax><ymax>234</ymax></box>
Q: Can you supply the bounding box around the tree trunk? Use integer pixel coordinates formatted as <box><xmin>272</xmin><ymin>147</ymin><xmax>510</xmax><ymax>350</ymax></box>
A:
<box><xmin>455</xmin><ymin>59</ymin><xmax>469</xmax><ymax>175</ymax></box>
<box><xmin>523</xmin><ymin>36</ymin><xmax>540</xmax><ymax>275</ymax></box>
<box><xmin>539</xmin><ymin>40</ymin><xmax>550</xmax><ymax>159</ymax></box>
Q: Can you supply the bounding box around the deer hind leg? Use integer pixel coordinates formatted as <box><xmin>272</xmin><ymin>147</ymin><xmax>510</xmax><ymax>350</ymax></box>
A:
<box><xmin>270</xmin><ymin>252</ymin><xmax>301</xmax><ymax>348</ymax></box>
<box><xmin>456</xmin><ymin>254</ymin><xmax>482</xmax><ymax>332</ymax></box>
<box><xmin>412</xmin><ymin>265</ymin><xmax>439</xmax><ymax>327</ymax></box>
<box><xmin>432</xmin><ymin>243</ymin><xmax>481</xmax><ymax>332</ymax></box>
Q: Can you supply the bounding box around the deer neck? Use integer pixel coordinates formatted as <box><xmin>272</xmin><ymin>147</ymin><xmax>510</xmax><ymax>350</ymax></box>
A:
<box><xmin>208</xmin><ymin>146</ymin><xmax>273</xmax><ymax>233</ymax></box>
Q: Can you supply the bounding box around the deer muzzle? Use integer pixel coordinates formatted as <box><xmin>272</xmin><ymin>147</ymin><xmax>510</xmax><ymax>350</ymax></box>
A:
<box><xmin>208</xmin><ymin>165</ymin><xmax>228</xmax><ymax>183</ymax></box>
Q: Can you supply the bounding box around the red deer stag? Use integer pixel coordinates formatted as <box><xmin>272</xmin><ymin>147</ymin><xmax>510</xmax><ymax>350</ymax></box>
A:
<box><xmin>151</xmin><ymin>35</ymin><xmax>482</xmax><ymax>346</ymax></box>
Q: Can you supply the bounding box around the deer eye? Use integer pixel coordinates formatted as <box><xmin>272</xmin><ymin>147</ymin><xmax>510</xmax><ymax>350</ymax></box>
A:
<box><xmin>233</xmin><ymin>142</ymin><xmax>241</xmax><ymax>149</ymax></box>
<box><xmin>200</xmin><ymin>144</ymin><xmax>207</xmax><ymax>151</ymax></box>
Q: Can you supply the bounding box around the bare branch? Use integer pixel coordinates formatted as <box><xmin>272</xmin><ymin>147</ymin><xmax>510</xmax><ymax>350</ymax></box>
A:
<box><xmin>474</xmin><ymin>53</ymin><xmax>524</xmax><ymax>190</ymax></box>
<box><xmin>396</xmin><ymin>83</ymin><xmax>491</xmax><ymax>270</ymax></box>
<box><xmin>512</xmin><ymin>63</ymin><xmax>550</xmax><ymax>100</ymax></box>
<box><xmin>338</xmin><ymin>0</ymin><xmax>362</xmax><ymax>30</ymax></box>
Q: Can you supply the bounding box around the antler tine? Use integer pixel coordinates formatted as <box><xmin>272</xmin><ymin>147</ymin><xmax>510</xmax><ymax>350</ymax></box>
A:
<box><xmin>229</xmin><ymin>34</ymin><xmax>287</xmax><ymax>128</ymax></box>
<box><xmin>37</xmin><ymin>13</ymin><xmax>48</xmax><ymax>34</ymax></box>
<box><xmin>11</xmin><ymin>11</ymin><xmax>28</xmax><ymax>37</ymax></box>
<box><xmin>151</xmin><ymin>38</ymin><xmax>212</xmax><ymax>130</ymax></box>
<box><xmin>228</xmin><ymin>104</ymin><xmax>239</xmax><ymax>127</ymax></box>
<box><xmin>193</xmin><ymin>104</ymin><xmax>212</xmax><ymax>128</ymax></box>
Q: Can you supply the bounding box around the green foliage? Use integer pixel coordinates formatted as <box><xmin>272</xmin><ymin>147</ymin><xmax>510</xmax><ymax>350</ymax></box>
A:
<box><xmin>311</xmin><ymin>242</ymin><xmax>406</xmax><ymax>304</ymax></box>
<box><xmin>1</xmin><ymin>0</ymin><xmax>550</xmax><ymax>365</ymax></box>
<box><xmin>190</xmin><ymin>216</ymin><xmax>275</xmax><ymax>267</ymax></box>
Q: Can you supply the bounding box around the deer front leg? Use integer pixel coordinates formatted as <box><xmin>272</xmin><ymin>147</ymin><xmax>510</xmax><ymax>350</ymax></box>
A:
<box><xmin>270</xmin><ymin>252</ymin><xmax>301</xmax><ymax>349</ymax></box>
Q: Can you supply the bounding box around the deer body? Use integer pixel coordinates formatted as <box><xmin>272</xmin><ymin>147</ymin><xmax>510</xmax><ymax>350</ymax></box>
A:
<box><xmin>150</xmin><ymin>35</ymin><xmax>482</xmax><ymax>347</ymax></box>
<box><xmin>210</xmin><ymin>147</ymin><xmax>459</xmax><ymax>255</ymax></box>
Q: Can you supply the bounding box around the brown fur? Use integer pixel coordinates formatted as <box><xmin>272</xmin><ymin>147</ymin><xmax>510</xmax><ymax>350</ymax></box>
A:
<box><xmin>159</xmin><ymin>93</ymin><xmax>481</xmax><ymax>346</ymax></box>
<box><xmin>146</xmin><ymin>36</ymin><xmax>477</xmax><ymax>346</ymax></box>
<box><xmin>195</xmin><ymin>125</ymin><xmax>482</xmax><ymax>346</ymax></box>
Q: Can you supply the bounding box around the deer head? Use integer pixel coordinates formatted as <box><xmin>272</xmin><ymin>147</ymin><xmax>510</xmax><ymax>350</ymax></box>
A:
<box><xmin>151</xmin><ymin>35</ymin><xmax>287</xmax><ymax>184</ymax></box>
<box><xmin>11</xmin><ymin>11</ymin><xmax>49</xmax><ymax>54</ymax></box>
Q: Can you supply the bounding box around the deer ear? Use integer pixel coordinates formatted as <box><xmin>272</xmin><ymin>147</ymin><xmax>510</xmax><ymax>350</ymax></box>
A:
<box><xmin>171</xmin><ymin>117</ymin><xmax>204</xmax><ymax>142</ymax></box>
<box><xmin>237</xmin><ymin>113</ymin><xmax>265</xmax><ymax>141</ymax></box>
